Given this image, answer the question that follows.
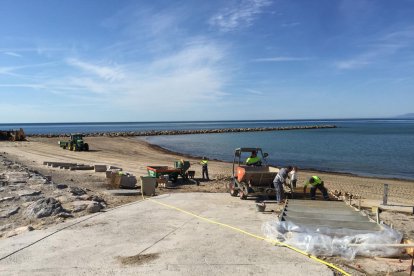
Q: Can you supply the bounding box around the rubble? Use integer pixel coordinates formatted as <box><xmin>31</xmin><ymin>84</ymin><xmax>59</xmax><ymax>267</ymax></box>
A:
<box><xmin>86</xmin><ymin>201</ymin><xmax>102</xmax><ymax>213</ymax></box>
<box><xmin>17</xmin><ymin>190</ymin><xmax>42</xmax><ymax>197</ymax></box>
<box><xmin>0</xmin><ymin>153</ymin><xmax>110</xmax><ymax>240</ymax></box>
<box><xmin>69</xmin><ymin>186</ymin><xmax>87</xmax><ymax>196</ymax></box>
<box><xmin>0</xmin><ymin>207</ymin><xmax>20</xmax><ymax>218</ymax></box>
<box><xmin>56</xmin><ymin>184</ymin><xmax>68</xmax><ymax>189</ymax></box>
<box><xmin>5</xmin><ymin>225</ymin><xmax>34</xmax><ymax>238</ymax></box>
<box><xmin>24</xmin><ymin>197</ymin><xmax>65</xmax><ymax>219</ymax></box>
<box><xmin>0</xmin><ymin>196</ymin><xmax>15</xmax><ymax>203</ymax></box>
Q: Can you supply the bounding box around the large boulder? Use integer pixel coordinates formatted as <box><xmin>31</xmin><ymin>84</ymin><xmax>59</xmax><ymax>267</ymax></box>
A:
<box><xmin>24</xmin><ymin>197</ymin><xmax>64</xmax><ymax>218</ymax></box>
<box><xmin>86</xmin><ymin>201</ymin><xmax>101</xmax><ymax>213</ymax></box>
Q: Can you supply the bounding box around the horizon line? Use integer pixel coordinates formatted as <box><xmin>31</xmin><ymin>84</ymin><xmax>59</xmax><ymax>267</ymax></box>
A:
<box><xmin>0</xmin><ymin>116</ymin><xmax>412</xmax><ymax>125</ymax></box>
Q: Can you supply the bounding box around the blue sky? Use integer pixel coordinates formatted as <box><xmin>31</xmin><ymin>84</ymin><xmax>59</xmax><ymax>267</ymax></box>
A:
<box><xmin>1</xmin><ymin>0</ymin><xmax>413</xmax><ymax>123</ymax></box>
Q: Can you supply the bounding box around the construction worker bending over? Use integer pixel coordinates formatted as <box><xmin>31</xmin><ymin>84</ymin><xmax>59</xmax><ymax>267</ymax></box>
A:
<box><xmin>245</xmin><ymin>151</ymin><xmax>261</xmax><ymax>166</ymax></box>
<box><xmin>200</xmin><ymin>156</ymin><xmax>209</xmax><ymax>180</ymax></box>
<box><xmin>303</xmin><ymin>176</ymin><xmax>329</xmax><ymax>200</ymax></box>
<box><xmin>273</xmin><ymin>166</ymin><xmax>293</xmax><ymax>204</ymax></box>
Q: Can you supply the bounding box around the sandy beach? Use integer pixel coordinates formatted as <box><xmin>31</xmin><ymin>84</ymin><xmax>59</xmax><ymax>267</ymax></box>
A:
<box><xmin>3</xmin><ymin>136</ymin><xmax>414</xmax><ymax>195</ymax></box>
<box><xmin>1</xmin><ymin>136</ymin><xmax>413</xmax><ymax>237</ymax></box>
<box><xmin>1</xmin><ymin>136</ymin><xmax>414</xmax><ymax>274</ymax></box>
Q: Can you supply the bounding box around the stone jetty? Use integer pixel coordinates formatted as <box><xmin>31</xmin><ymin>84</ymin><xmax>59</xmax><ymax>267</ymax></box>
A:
<box><xmin>27</xmin><ymin>125</ymin><xmax>337</xmax><ymax>138</ymax></box>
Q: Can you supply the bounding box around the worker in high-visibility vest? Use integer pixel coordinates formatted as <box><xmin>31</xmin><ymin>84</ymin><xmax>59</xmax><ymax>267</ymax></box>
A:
<box><xmin>200</xmin><ymin>156</ymin><xmax>209</xmax><ymax>180</ymax></box>
<box><xmin>245</xmin><ymin>150</ymin><xmax>261</xmax><ymax>166</ymax></box>
<box><xmin>303</xmin><ymin>176</ymin><xmax>329</xmax><ymax>200</ymax></box>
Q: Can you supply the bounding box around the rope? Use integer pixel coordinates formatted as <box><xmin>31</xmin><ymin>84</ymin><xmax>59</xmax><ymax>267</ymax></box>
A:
<box><xmin>141</xmin><ymin>192</ymin><xmax>350</xmax><ymax>276</ymax></box>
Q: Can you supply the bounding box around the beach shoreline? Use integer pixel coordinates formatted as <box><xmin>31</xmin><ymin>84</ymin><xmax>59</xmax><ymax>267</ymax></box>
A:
<box><xmin>142</xmin><ymin>137</ymin><xmax>414</xmax><ymax>183</ymax></box>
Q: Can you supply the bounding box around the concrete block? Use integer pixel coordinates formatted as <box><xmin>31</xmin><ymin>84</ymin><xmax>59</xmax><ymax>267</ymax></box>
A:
<box><xmin>105</xmin><ymin>170</ymin><xmax>136</xmax><ymax>189</ymax></box>
<box><xmin>119</xmin><ymin>175</ymin><xmax>137</xmax><ymax>189</ymax></box>
<box><xmin>107</xmin><ymin>172</ymin><xmax>119</xmax><ymax>189</ymax></box>
<box><xmin>94</xmin><ymin>165</ymin><xmax>107</xmax><ymax>172</ymax></box>
<box><xmin>107</xmin><ymin>165</ymin><xmax>122</xmax><ymax>171</ymax></box>
<box><xmin>140</xmin><ymin>176</ymin><xmax>156</xmax><ymax>196</ymax></box>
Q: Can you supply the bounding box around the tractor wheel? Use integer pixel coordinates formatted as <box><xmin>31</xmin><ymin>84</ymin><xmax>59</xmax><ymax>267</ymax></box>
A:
<box><xmin>229</xmin><ymin>180</ymin><xmax>239</xmax><ymax>196</ymax></box>
<box><xmin>62</xmin><ymin>146</ymin><xmax>66</xmax><ymax>149</ymax></box>
<box><xmin>239</xmin><ymin>190</ymin><xmax>247</xmax><ymax>200</ymax></box>
<box><xmin>230</xmin><ymin>188</ymin><xmax>239</xmax><ymax>197</ymax></box>
<box><xmin>69</xmin><ymin>145</ymin><xmax>74</xmax><ymax>151</ymax></box>
<box><xmin>83</xmin><ymin>143</ymin><xmax>89</xmax><ymax>151</ymax></box>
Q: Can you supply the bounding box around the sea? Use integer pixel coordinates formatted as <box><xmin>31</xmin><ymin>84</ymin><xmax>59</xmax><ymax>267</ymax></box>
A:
<box><xmin>1</xmin><ymin>119</ymin><xmax>413</xmax><ymax>180</ymax></box>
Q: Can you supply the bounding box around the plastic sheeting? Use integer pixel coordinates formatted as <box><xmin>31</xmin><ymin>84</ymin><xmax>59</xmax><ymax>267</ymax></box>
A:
<box><xmin>262</xmin><ymin>220</ymin><xmax>403</xmax><ymax>260</ymax></box>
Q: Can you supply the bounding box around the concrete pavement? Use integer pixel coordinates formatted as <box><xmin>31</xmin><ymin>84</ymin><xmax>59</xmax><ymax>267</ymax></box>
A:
<box><xmin>0</xmin><ymin>193</ymin><xmax>334</xmax><ymax>275</ymax></box>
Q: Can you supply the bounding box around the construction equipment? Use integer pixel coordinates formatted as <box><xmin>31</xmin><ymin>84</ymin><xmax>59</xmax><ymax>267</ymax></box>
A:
<box><xmin>228</xmin><ymin>147</ymin><xmax>279</xmax><ymax>199</ymax></box>
<box><xmin>58</xmin><ymin>134</ymin><xmax>89</xmax><ymax>151</ymax></box>
<box><xmin>147</xmin><ymin>160</ymin><xmax>191</xmax><ymax>183</ymax></box>
<box><xmin>0</xmin><ymin>128</ymin><xmax>26</xmax><ymax>141</ymax></box>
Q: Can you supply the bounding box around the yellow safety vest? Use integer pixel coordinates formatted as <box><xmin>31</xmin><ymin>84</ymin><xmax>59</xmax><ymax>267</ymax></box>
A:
<box><xmin>304</xmin><ymin>176</ymin><xmax>322</xmax><ymax>187</ymax></box>
<box><xmin>246</xmin><ymin>156</ymin><xmax>260</xmax><ymax>165</ymax></box>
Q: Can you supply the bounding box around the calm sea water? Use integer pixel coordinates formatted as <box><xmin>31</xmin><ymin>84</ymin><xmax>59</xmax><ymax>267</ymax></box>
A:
<box><xmin>1</xmin><ymin>119</ymin><xmax>413</xmax><ymax>180</ymax></box>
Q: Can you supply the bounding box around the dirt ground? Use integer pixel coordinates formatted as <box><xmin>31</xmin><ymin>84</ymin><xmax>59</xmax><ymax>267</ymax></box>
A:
<box><xmin>1</xmin><ymin>136</ymin><xmax>413</xmax><ymax>275</ymax></box>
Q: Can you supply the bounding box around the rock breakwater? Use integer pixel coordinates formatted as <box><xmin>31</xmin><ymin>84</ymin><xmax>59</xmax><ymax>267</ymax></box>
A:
<box><xmin>27</xmin><ymin>125</ymin><xmax>337</xmax><ymax>138</ymax></box>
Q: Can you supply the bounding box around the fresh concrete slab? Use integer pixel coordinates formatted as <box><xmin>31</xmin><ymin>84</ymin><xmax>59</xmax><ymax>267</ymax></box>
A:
<box><xmin>0</xmin><ymin>193</ymin><xmax>334</xmax><ymax>275</ymax></box>
<box><xmin>281</xmin><ymin>199</ymin><xmax>382</xmax><ymax>231</ymax></box>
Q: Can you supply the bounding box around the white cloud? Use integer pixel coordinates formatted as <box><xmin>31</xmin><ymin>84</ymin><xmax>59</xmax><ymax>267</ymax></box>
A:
<box><xmin>209</xmin><ymin>0</ymin><xmax>272</xmax><ymax>32</ymax></box>
<box><xmin>335</xmin><ymin>26</ymin><xmax>414</xmax><ymax>70</ymax></box>
<box><xmin>150</xmin><ymin>42</ymin><xmax>225</xmax><ymax>71</ymax></box>
<box><xmin>3</xmin><ymin>51</ymin><xmax>22</xmax><ymax>58</ymax></box>
<box><xmin>66</xmin><ymin>58</ymin><xmax>126</xmax><ymax>82</ymax></box>
<box><xmin>30</xmin><ymin>41</ymin><xmax>229</xmax><ymax>111</ymax></box>
<box><xmin>0</xmin><ymin>63</ymin><xmax>55</xmax><ymax>77</ymax></box>
<box><xmin>335</xmin><ymin>59</ymin><xmax>371</xmax><ymax>70</ymax></box>
<box><xmin>246</xmin><ymin>88</ymin><xmax>263</xmax><ymax>95</ymax></box>
<box><xmin>252</xmin><ymin>56</ymin><xmax>312</xmax><ymax>62</ymax></box>
<box><xmin>0</xmin><ymin>47</ymin><xmax>69</xmax><ymax>54</ymax></box>
<box><xmin>0</xmin><ymin>4</ymin><xmax>233</xmax><ymax>121</ymax></box>
<box><xmin>0</xmin><ymin>84</ymin><xmax>45</xmax><ymax>89</ymax></box>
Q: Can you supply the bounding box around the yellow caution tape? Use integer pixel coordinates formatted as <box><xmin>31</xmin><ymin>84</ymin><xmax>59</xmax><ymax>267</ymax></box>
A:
<box><xmin>142</xmin><ymin>193</ymin><xmax>350</xmax><ymax>276</ymax></box>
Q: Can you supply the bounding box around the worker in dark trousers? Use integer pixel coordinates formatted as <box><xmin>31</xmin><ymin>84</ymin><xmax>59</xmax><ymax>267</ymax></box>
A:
<box><xmin>200</xmin><ymin>156</ymin><xmax>209</xmax><ymax>181</ymax></box>
<box><xmin>303</xmin><ymin>176</ymin><xmax>329</xmax><ymax>200</ymax></box>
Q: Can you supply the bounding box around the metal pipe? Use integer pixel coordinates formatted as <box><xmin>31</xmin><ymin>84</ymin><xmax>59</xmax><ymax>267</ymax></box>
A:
<box><xmin>376</xmin><ymin>209</ymin><xmax>380</xmax><ymax>224</ymax></box>
<box><xmin>383</xmin><ymin>183</ymin><xmax>389</xmax><ymax>205</ymax></box>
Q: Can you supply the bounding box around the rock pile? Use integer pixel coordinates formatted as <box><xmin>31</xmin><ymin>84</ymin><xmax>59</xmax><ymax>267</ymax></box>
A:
<box><xmin>0</xmin><ymin>153</ymin><xmax>108</xmax><ymax>239</ymax></box>
<box><xmin>27</xmin><ymin>125</ymin><xmax>337</xmax><ymax>138</ymax></box>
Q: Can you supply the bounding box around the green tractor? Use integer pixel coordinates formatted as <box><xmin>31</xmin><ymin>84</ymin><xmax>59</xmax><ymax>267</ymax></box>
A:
<box><xmin>58</xmin><ymin>134</ymin><xmax>89</xmax><ymax>151</ymax></box>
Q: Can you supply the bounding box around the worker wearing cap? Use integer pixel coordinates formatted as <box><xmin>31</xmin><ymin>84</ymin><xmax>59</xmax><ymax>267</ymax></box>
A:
<box><xmin>246</xmin><ymin>150</ymin><xmax>261</xmax><ymax>166</ymax></box>
<box><xmin>303</xmin><ymin>176</ymin><xmax>329</xmax><ymax>200</ymax></box>
<box><xmin>200</xmin><ymin>156</ymin><xmax>209</xmax><ymax>180</ymax></box>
